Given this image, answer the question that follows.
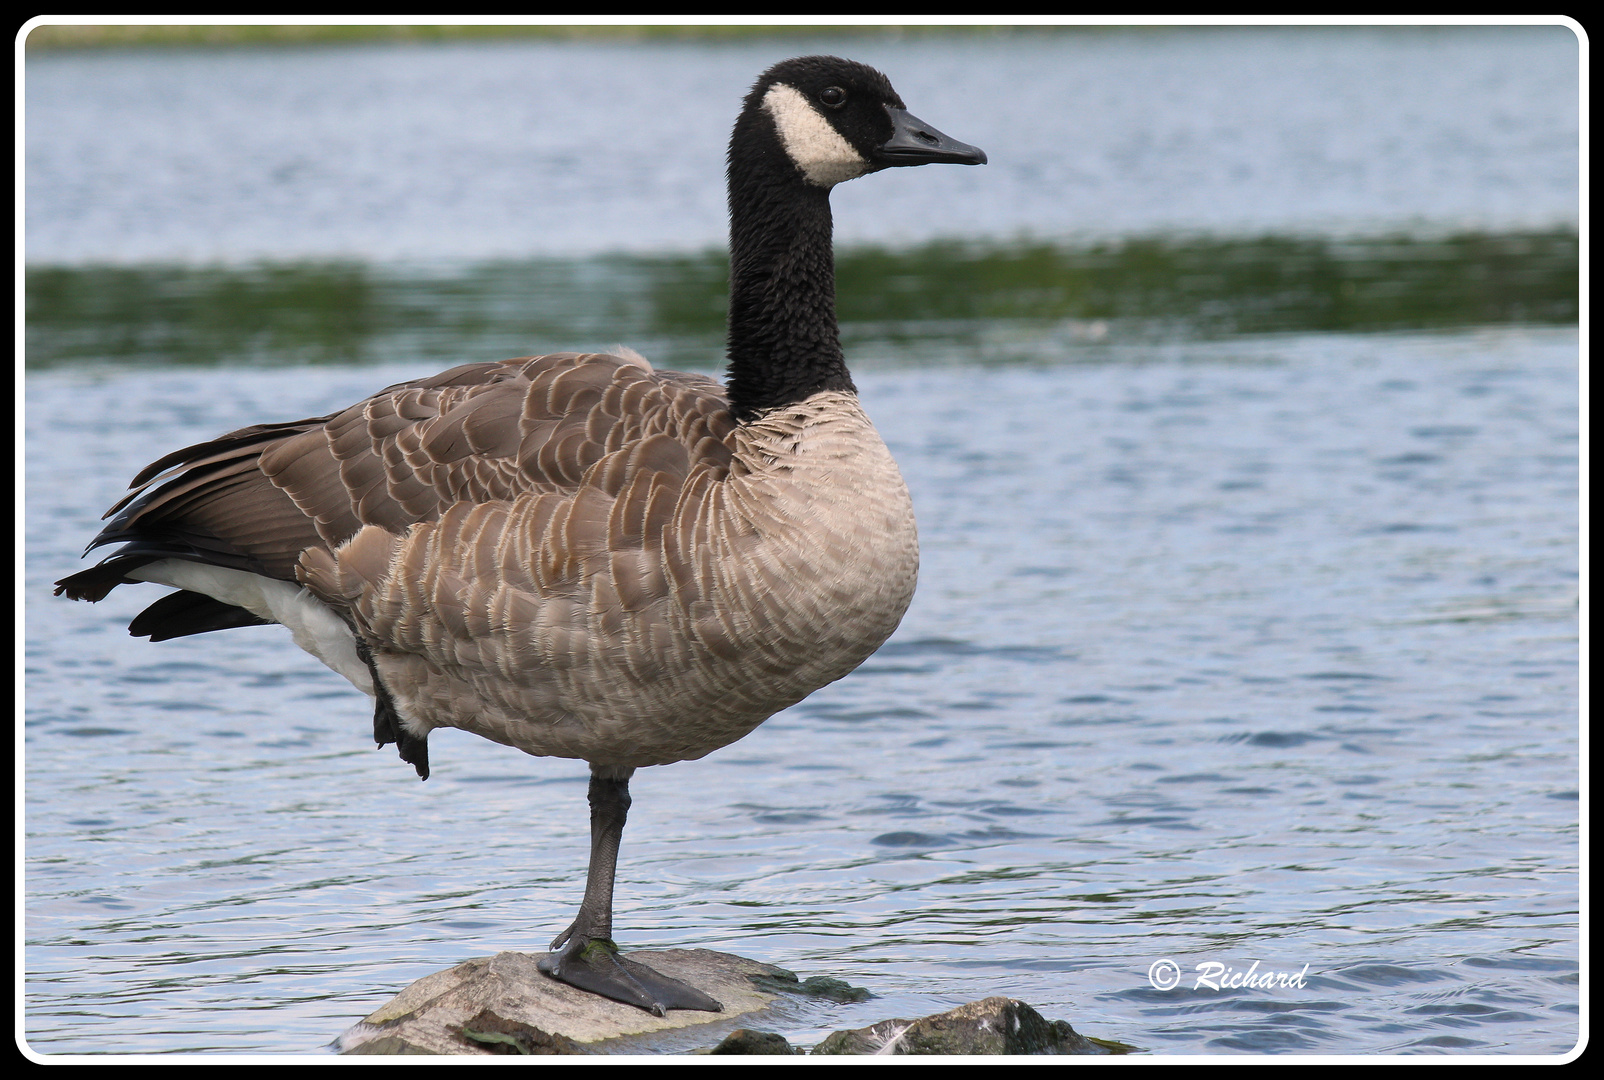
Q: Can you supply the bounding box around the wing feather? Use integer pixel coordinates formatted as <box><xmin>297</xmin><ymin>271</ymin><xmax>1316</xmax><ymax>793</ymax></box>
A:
<box><xmin>57</xmin><ymin>354</ymin><xmax>736</xmax><ymax>657</ymax></box>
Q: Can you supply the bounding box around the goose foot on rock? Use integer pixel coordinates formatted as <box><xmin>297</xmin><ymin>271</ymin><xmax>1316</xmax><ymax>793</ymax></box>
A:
<box><xmin>538</xmin><ymin>938</ymin><xmax>722</xmax><ymax>1016</ymax></box>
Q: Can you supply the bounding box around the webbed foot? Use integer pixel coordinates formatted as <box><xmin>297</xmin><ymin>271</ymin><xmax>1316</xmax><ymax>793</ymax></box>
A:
<box><xmin>537</xmin><ymin>937</ymin><xmax>723</xmax><ymax>1016</ymax></box>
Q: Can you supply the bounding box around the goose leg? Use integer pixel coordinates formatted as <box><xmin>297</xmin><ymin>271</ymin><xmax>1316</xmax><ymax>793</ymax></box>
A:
<box><xmin>537</xmin><ymin>765</ymin><xmax>722</xmax><ymax>1016</ymax></box>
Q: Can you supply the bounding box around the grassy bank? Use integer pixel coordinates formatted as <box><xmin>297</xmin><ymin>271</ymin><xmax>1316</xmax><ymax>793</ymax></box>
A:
<box><xmin>27</xmin><ymin>230</ymin><xmax>1578</xmax><ymax>372</ymax></box>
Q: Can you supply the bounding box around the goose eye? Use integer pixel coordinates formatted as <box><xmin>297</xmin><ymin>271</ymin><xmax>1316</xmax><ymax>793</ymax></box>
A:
<box><xmin>819</xmin><ymin>86</ymin><xmax>846</xmax><ymax>107</ymax></box>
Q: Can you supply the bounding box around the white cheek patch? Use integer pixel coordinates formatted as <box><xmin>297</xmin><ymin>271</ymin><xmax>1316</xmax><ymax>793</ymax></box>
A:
<box><xmin>762</xmin><ymin>83</ymin><xmax>870</xmax><ymax>188</ymax></box>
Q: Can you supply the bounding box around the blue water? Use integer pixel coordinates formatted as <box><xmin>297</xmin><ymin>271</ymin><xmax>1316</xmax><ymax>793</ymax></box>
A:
<box><xmin>25</xmin><ymin>26</ymin><xmax>1578</xmax><ymax>263</ymax></box>
<box><xmin>23</xmin><ymin>26</ymin><xmax>1580</xmax><ymax>1058</ymax></box>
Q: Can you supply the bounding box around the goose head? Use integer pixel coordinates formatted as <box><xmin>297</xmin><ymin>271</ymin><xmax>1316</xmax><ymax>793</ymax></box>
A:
<box><xmin>722</xmin><ymin>56</ymin><xmax>985</xmax><ymax>422</ymax></box>
<box><xmin>734</xmin><ymin>55</ymin><xmax>987</xmax><ymax>190</ymax></box>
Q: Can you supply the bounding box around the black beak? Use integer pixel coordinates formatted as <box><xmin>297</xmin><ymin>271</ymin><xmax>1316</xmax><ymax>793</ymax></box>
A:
<box><xmin>876</xmin><ymin>107</ymin><xmax>987</xmax><ymax>167</ymax></box>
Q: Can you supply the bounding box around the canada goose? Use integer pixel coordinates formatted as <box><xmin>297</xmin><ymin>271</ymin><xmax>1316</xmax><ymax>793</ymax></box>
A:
<box><xmin>55</xmin><ymin>55</ymin><xmax>985</xmax><ymax>1016</ymax></box>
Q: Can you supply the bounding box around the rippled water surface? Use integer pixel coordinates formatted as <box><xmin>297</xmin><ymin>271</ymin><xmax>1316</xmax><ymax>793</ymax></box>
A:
<box><xmin>25</xmin><ymin>26</ymin><xmax>1579</xmax><ymax>260</ymax></box>
<box><xmin>26</xmin><ymin>328</ymin><xmax>1579</xmax><ymax>1056</ymax></box>
<box><xmin>23</xmin><ymin>26</ymin><xmax>1579</xmax><ymax>1058</ymax></box>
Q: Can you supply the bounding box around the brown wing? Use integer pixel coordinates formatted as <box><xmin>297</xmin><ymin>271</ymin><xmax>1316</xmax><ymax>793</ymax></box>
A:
<box><xmin>261</xmin><ymin>353</ymin><xmax>733</xmax><ymax>546</ymax></box>
<box><xmin>55</xmin><ymin>353</ymin><xmax>736</xmax><ymax>643</ymax></box>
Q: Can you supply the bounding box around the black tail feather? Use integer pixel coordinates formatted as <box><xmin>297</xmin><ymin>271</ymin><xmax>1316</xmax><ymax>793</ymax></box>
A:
<box><xmin>127</xmin><ymin>589</ymin><xmax>272</xmax><ymax>642</ymax></box>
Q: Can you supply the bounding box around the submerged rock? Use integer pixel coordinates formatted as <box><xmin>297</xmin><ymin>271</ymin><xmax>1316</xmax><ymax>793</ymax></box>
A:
<box><xmin>811</xmin><ymin>996</ymin><xmax>1113</xmax><ymax>1055</ymax></box>
<box><xmin>709</xmin><ymin>1029</ymin><xmax>798</xmax><ymax>1054</ymax></box>
<box><xmin>748</xmin><ymin>969</ymin><xmax>875</xmax><ymax>1003</ymax></box>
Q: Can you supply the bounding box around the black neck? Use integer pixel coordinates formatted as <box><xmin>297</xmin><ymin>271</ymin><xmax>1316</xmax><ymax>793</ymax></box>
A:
<box><xmin>723</xmin><ymin>122</ymin><xmax>856</xmax><ymax>424</ymax></box>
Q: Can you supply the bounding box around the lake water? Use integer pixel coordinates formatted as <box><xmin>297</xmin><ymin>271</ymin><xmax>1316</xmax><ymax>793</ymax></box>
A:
<box><xmin>22</xmin><ymin>26</ymin><xmax>1581</xmax><ymax>1058</ymax></box>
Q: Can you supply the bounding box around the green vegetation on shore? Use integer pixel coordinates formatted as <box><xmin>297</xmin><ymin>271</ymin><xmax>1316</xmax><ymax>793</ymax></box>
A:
<box><xmin>26</xmin><ymin>230</ymin><xmax>1579</xmax><ymax>372</ymax></box>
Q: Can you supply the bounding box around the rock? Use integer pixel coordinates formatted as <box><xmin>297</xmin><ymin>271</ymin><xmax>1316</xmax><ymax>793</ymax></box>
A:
<box><xmin>339</xmin><ymin>949</ymin><xmax>791</xmax><ymax>1055</ymax></box>
<box><xmin>709</xmin><ymin>1029</ymin><xmax>797</xmax><ymax>1054</ymax></box>
<box><xmin>812</xmin><ymin>1018</ymin><xmax>913</xmax><ymax>1056</ymax></box>
<box><xmin>455</xmin><ymin>1008</ymin><xmax>587</xmax><ymax>1055</ymax></box>
<box><xmin>811</xmin><ymin>996</ymin><xmax>1110</xmax><ymax>1055</ymax></box>
<box><xmin>748</xmin><ymin>971</ymin><xmax>874</xmax><ymax>1003</ymax></box>
<box><xmin>336</xmin><ymin>952</ymin><xmax>1125</xmax><ymax>1056</ymax></box>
